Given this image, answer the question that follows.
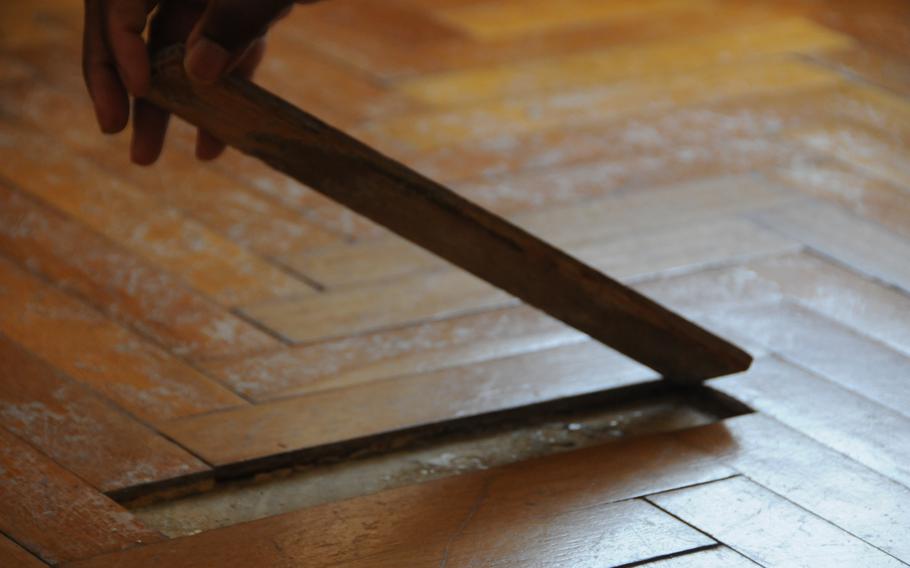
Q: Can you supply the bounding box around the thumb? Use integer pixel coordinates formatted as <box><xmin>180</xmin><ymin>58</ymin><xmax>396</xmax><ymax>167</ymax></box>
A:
<box><xmin>184</xmin><ymin>0</ymin><xmax>292</xmax><ymax>83</ymax></box>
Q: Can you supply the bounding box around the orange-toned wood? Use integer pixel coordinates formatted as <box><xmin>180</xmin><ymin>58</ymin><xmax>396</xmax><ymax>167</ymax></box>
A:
<box><xmin>147</xmin><ymin>46</ymin><xmax>752</xmax><ymax>383</ymax></box>
<box><xmin>163</xmin><ymin>340</ymin><xmax>651</xmax><ymax>465</ymax></box>
<box><xmin>649</xmin><ymin>476</ymin><xmax>905</xmax><ymax>567</ymax></box>
<box><xmin>0</xmin><ymin>336</ymin><xmax>207</xmax><ymax>492</ymax></box>
<box><xmin>0</xmin><ymin>185</ymin><xmax>282</xmax><ymax>361</ymax></box>
<box><xmin>0</xmin><ymin>122</ymin><xmax>314</xmax><ymax>306</ymax></box>
<box><xmin>0</xmin><ymin>257</ymin><xmax>245</xmax><ymax>424</ymax></box>
<box><xmin>64</xmin><ymin>428</ymin><xmax>732</xmax><ymax>568</ymax></box>
<box><xmin>0</xmin><ymin>427</ymin><xmax>162</xmax><ymax>564</ymax></box>
<box><xmin>0</xmin><ymin>534</ymin><xmax>46</xmax><ymax>567</ymax></box>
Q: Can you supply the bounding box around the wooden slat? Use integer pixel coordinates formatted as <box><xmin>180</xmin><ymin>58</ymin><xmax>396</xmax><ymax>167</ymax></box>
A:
<box><xmin>709</xmin><ymin>302</ymin><xmax>910</xmax><ymax>418</ymax></box>
<box><xmin>358</xmin><ymin>58</ymin><xmax>842</xmax><ymax>151</ymax></box>
<box><xmin>0</xmin><ymin>257</ymin><xmax>245</xmax><ymax>424</ymax></box>
<box><xmin>0</xmin><ymin>122</ymin><xmax>313</xmax><ymax>306</ymax></box>
<box><xmin>0</xmin><ymin>184</ymin><xmax>282</xmax><ymax>361</ymax></box>
<box><xmin>648</xmin><ymin>476</ymin><xmax>906</xmax><ymax>567</ymax></box>
<box><xmin>205</xmin><ymin>305</ymin><xmax>584</xmax><ymax>400</ymax></box>
<box><xmin>148</xmin><ymin>46</ymin><xmax>751</xmax><ymax>383</ymax></box>
<box><xmin>163</xmin><ymin>340</ymin><xmax>652</xmax><ymax>465</ymax></box>
<box><xmin>711</xmin><ymin>357</ymin><xmax>910</xmax><ymax>488</ymax></box>
<box><xmin>0</xmin><ymin>335</ymin><xmax>207</xmax><ymax>492</ymax></box>
<box><xmin>0</xmin><ymin>427</ymin><xmax>162</xmax><ymax>564</ymax></box>
<box><xmin>0</xmin><ymin>534</ymin><xmax>46</xmax><ymax>568</ymax></box>
<box><xmin>811</xmin><ymin>46</ymin><xmax>910</xmax><ymax>97</ymax></box>
<box><xmin>678</xmin><ymin>413</ymin><xmax>910</xmax><ymax>562</ymax></box>
<box><xmin>400</xmin><ymin>18</ymin><xmax>849</xmax><ymax>106</ymax></box>
<box><xmin>65</xmin><ymin>428</ymin><xmax>732</xmax><ymax>567</ymax></box>
<box><xmin>641</xmin><ymin>546</ymin><xmax>758</xmax><ymax>567</ymax></box>
<box><xmin>767</xmin><ymin>157</ymin><xmax>910</xmax><ymax>239</ymax></box>
<box><xmin>751</xmin><ymin>199</ymin><xmax>910</xmax><ymax>293</ymax></box>
<box><xmin>253</xmin><ymin>216</ymin><xmax>796</xmax><ymax>343</ymax></box>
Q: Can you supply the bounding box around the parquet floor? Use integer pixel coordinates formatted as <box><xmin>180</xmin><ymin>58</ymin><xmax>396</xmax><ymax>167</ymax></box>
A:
<box><xmin>1</xmin><ymin>0</ymin><xmax>909</xmax><ymax>566</ymax></box>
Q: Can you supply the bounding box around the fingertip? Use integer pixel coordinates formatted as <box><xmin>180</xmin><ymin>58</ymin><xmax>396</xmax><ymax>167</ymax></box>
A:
<box><xmin>196</xmin><ymin>129</ymin><xmax>226</xmax><ymax>161</ymax></box>
<box><xmin>185</xmin><ymin>37</ymin><xmax>230</xmax><ymax>83</ymax></box>
<box><xmin>131</xmin><ymin>99</ymin><xmax>170</xmax><ymax>166</ymax></box>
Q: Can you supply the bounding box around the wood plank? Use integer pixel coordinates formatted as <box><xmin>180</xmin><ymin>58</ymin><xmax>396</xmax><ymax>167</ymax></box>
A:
<box><xmin>708</xmin><ymin>302</ymin><xmax>910</xmax><ymax>418</ymax></box>
<box><xmin>149</xmin><ymin>47</ymin><xmax>751</xmax><ymax>383</ymax></box>
<box><xmin>0</xmin><ymin>427</ymin><xmax>162</xmax><ymax>564</ymax></box>
<box><xmin>400</xmin><ymin>18</ymin><xmax>849</xmax><ymax>106</ymax></box>
<box><xmin>641</xmin><ymin>546</ymin><xmax>758</xmax><ymax>567</ymax></box>
<box><xmin>66</xmin><ymin>427</ymin><xmax>732</xmax><ymax>567</ymax></box>
<box><xmin>248</xmin><ymin>216</ymin><xmax>796</xmax><ymax>342</ymax></box>
<box><xmin>637</xmin><ymin>251</ymin><xmax>910</xmax><ymax>357</ymax></box>
<box><xmin>677</xmin><ymin>413</ymin><xmax>910</xmax><ymax>562</ymax></box>
<box><xmin>0</xmin><ymin>257</ymin><xmax>245</xmax><ymax>424</ymax></box>
<box><xmin>0</xmin><ymin>185</ymin><xmax>282</xmax><ymax>361</ymax></box>
<box><xmin>751</xmin><ymin>199</ymin><xmax>910</xmax><ymax>293</ymax></box>
<box><xmin>435</xmin><ymin>0</ymin><xmax>718</xmax><ymax>40</ymax></box>
<box><xmin>358</xmin><ymin>58</ymin><xmax>842</xmax><ymax>151</ymax></box>
<box><xmin>648</xmin><ymin>476</ymin><xmax>906</xmax><ymax>568</ymax></box>
<box><xmin>279</xmin><ymin>176</ymin><xmax>796</xmax><ymax>288</ymax></box>
<box><xmin>205</xmin><ymin>306</ymin><xmax>585</xmax><ymax>400</ymax></box>
<box><xmin>811</xmin><ymin>46</ymin><xmax>910</xmax><ymax>97</ymax></box>
<box><xmin>0</xmin><ymin>122</ymin><xmax>313</xmax><ymax>306</ymax></box>
<box><xmin>1</xmin><ymin>83</ymin><xmax>345</xmax><ymax>258</ymax></box>
<box><xmin>711</xmin><ymin>357</ymin><xmax>910</xmax><ymax>488</ymax></box>
<box><xmin>767</xmin><ymin>157</ymin><xmax>910</xmax><ymax>239</ymax></box>
<box><xmin>0</xmin><ymin>335</ymin><xmax>207</xmax><ymax>492</ymax></box>
<box><xmin>0</xmin><ymin>534</ymin><xmax>46</xmax><ymax>568</ymax></box>
<box><xmin>163</xmin><ymin>340</ymin><xmax>652</xmax><ymax>465</ymax></box>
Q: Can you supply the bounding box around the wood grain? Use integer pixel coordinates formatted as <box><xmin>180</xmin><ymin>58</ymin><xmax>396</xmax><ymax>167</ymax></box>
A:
<box><xmin>146</xmin><ymin>44</ymin><xmax>751</xmax><ymax>384</ymax></box>
<box><xmin>65</xmin><ymin>428</ymin><xmax>732</xmax><ymax>568</ymax></box>
<box><xmin>0</xmin><ymin>335</ymin><xmax>207</xmax><ymax>492</ymax></box>
<box><xmin>0</xmin><ymin>534</ymin><xmax>46</xmax><ymax>568</ymax></box>
<box><xmin>649</xmin><ymin>476</ymin><xmax>906</xmax><ymax>568</ymax></box>
<box><xmin>0</xmin><ymin>427</ymin><xmax>162</xmax><ymax>564</ymax></box>
<box><xmin>0</xmin><ymin>256</ymin><xmax>246</xmax><ymax>424</ymax></box>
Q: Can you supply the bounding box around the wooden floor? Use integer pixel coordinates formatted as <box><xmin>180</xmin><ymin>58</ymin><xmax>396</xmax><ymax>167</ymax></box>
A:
<box><xmin>2</xmin><ymin>0</ymin><xmax>910</xmax><ymax>565</ymax></box>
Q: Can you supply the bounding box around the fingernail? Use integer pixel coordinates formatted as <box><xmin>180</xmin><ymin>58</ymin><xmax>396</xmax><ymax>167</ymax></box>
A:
<box><xmin>185</xmin><ymin>38</ymin><xmax>230</xmax><ymax>83</ymax></box>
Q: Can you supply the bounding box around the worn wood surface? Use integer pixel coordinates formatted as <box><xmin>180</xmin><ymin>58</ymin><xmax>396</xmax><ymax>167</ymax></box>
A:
<box><xmin>2</xmin><ymin>0</ymin><xmax>910</xmax><ymax>565</ymax></box>
<box><xmin>146</xmin><ymin>45</ymin><xmax>751</xmax><ymax>384</ymax></box>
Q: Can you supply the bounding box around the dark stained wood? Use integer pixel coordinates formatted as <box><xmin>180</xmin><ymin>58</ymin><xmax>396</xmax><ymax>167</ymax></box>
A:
<box><xmin>0</xmin><ymin>335</ymin><xmax>208</xmax><ymax>492</ymax></box>
<box><xmin>145</xmin><ymin>45</ymin><xmax>751</xmax><ymax>384</ymax></box>
<box><xmin>64</xmin><ymin>428</ymin><xmax>731</xmax><ymax>568</ymax></box>
<box><xmin>648</xmin><ymin>476</ymin><xmax>906</xmax><ymax>567</ymax></box>
<box><xmin>0</xmin><ymin>427</ymin><xmax>163</xmax><ymax>564</ymax></box>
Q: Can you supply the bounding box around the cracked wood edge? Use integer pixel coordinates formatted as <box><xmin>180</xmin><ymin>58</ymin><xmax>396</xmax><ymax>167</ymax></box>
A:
<box><xmin>145</xmin><ymin>44</ymin><xmax>752</xmax><ymax>383</ymax></box>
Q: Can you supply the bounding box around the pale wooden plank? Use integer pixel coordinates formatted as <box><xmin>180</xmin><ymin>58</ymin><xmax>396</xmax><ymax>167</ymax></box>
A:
<box><xmin>358</xmin><ymin>58</ymin><xmax>842</xmax><ymax>151</ymax></box>
<box><xmin>711</xmin><ymin>357</ymin><xmax>910</xmax><ymax>488</ymax></box>
<box><xmin>0</xmin><ymin>335</ymin><xmax>208</xmax><ymax>492</ymax></box>
<box><xmin>205</xmin><ymin>306</ymin><xmax>584</xmax><ymax>400</ymax></box>
<box><xmin>0</xmin><ymin>121</ymin><xmax>313</xmax><ymax>306</ymax></box>
<box><xmin>164</xmin><ymin>341</ymin><xmax>652</xmax><ymax>465</ymax></box>
<box><xmin>767</xmin><ymin>157</ymin><xmax>910</xmax><ymax>239</ymax></box>
<box><xmin>66</xmin><ymin>428</ymin><xmax>732</xmax><ymax>567</ymax></box>
<box><xmin>401</xmin><ymin>18</ymin><xmax>849</xmax><ymax>106</ymax></box>
<box><xmin>708</xmin><ymin>302</ymin><xmax>910</xmax><ymax>418</ymax></box>
<box><xmin>0</xmin><ymin>184</ymin><xmax>282</xmax><ymax>361</ymax></box>
<box><xmin>0</xmin><ymin>427</ymin><xmax>162</xmax><ymax>564</ymax></box>
<box><xmin>678</xmin><ymin>413</ymin><xmax>910</xmax><ymax>562</ymax></box>
<box><xmin>751</xmin><ymin>199</ymin><xmax>910</xmax><ymax>292</ymax></box>
<box><xmin>0</xmin><ymin>534</ymin><xmax>46</xmax><ymax>568</ymax></box>
<box><xmin>0</xmin><ymin>257</ymin><xmax>246</xmax><ymax>424</ymax></box>
<box><xmin>649</xmin><ymin>476</ymin><xmax>906</xmax><ymax>568</ymax></box>
<box><xmin>638</xmin><ymin>251</ymin><xmax>910</xmax><ymax>357</ymax></box>
<box><xmin>640</xmin><ymin>546</ymin><xmax>758</xmax><ymax>567</ymax></box>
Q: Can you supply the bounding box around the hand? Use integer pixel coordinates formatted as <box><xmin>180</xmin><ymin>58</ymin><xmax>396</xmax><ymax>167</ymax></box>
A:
<box><xmin>83</xmin><ymin>0</ymin><xmax>298</xmax><ymax>165</ymax></box>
